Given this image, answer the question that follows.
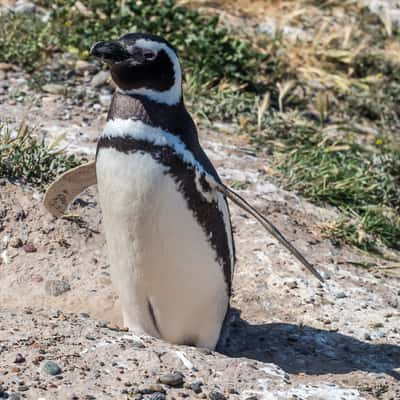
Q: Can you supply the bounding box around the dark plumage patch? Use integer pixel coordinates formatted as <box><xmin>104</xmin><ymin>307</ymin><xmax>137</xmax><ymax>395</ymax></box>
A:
<box><xmin>97</xmin><ymin>135</ymin><xmax>233</xmax><ymax>295</ymax></box>
<box><xmin>111</xmin><ymin>49</ymin><xmax>175</xmax><ymax>92</ymax></box>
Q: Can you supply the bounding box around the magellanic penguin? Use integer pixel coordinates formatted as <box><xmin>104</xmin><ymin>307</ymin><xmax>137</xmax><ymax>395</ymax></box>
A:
<box><xmin>91</xmin><ymin>33</ymin><xmax>235</xmax><ymax>349</ymax></box>
<box><xmin>43</xmin><ymin>33</ymin><xmax>324</xmax><ymax>350</ymax></box>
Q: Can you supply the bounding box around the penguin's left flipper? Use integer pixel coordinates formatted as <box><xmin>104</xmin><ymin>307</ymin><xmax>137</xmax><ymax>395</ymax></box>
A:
<box><xmin>44</xmin><ymin>161</ymin><xmax>97</xmax><ymax>218</ymax></box>
<box><xmin>206</xmin><ymin>177</ymin><xmax>324</xmax><ymax>283</ymax></box>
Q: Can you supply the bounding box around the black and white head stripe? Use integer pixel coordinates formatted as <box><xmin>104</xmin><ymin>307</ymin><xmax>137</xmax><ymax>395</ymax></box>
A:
<box><xmin>91</xmin><ymin>33</ymin><xmax>182</xmax><ymax>106</ymax></box>
<box><xmin>119</xmin><ymin>38</ymin><xmax>182</xmax><ymax>105</ymax></box>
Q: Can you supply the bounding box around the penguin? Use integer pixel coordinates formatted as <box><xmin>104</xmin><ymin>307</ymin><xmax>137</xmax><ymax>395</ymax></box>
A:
<box><xmin>43</xmin><ymin>33</ymin><xmax>323</xmax><ymax>350</ymax></box>
<box><xmin>90</xmin><ymin>33</ymin><xmax>235</xmax><ymax>349</ymax></box>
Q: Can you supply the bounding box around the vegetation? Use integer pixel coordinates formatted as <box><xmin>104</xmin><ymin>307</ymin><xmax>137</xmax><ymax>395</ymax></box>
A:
<box><xmin>0</xmin><ymin>124</ymin><xmax>80</xmax><ymax>190</ymax></box>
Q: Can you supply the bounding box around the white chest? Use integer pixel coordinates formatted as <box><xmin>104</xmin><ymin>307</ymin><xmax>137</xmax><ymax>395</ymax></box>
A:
<box><xmin>96</xmin><ymin>146</ymin><xmax>229</xmax><ymax>348</ymax></box>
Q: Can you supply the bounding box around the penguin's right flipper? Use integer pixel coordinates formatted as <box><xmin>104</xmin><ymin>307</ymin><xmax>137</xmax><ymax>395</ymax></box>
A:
<box><xmin>44</xmin><ymin>161</ymin><xmax>97</xmax><ymax>218</ymax></box>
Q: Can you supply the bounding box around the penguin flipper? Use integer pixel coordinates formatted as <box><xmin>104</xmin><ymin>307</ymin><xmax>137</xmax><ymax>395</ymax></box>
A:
<box><xmin>210</xmin><ymin>180</ymin><xmax>324</xmax><ymax>283</ymax></box>
<box><xmin>44</xmin><ymin>161</ymin><xmax>97</xmax><ymax>218</ymax></box>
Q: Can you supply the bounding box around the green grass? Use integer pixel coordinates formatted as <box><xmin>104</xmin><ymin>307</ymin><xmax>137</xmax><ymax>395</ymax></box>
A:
<box><xmin>0</xmin><ymin>124</ymin><xmax>81</xmax><ymax>190</ymax></box>
<box><xmin>253</xmin><ymin>112</ymin><xmax>400</xmax><ymax>252</ymax></box>
<box><xmin>1</xmin><ymin>0</ymin><xmax>284</xmax><ymax>90</ymax></box>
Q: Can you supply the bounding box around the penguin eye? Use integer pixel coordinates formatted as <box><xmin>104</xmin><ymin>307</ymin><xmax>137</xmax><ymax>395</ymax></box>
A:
<box><xmin>142</xmin><ymin>49</ymin><xmax>156</xmax><ymax>61</ymax></box>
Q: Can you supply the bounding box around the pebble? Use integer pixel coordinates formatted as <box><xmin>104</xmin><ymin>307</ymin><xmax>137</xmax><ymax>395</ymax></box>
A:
<box><xmin>9</xmin><ymin>238</ymin><xmax>23</xmax><ymax>248</ymax></box>
<box><xmin>149</xmin><ymin>394</ymin><xmax>166</xmax><ymax>400</ymax></box>
<box><xmin>208</xmin><ymin>390</ymin><xmax>227</xmax><ymax>400</ymax></box>
<box><xmin>14</xmin><ymin>354</ymin><xmax>25</xmax><ymax>364</ymax></box>
<box><xmin>191</xmin><ymin>382</ymin><xmax>203</xmax><ymax>394</ymax></box>
<box><xmin>45</xmin><ymin>280</ymin><xmax>71</xmax><ymax>296</ymax></box>
<box><xmin>8</xmin><ymin>393</ymin><xmax>22</xmax><ymax>400</ymax></box>
<box><xmin>99</xmin><ymin>94</ymin><xmax>112</xmax><ymax>107</ymax></box>
<box><xmin>42</xmin><ymin>83</ymin><xmax>65</xmax><ymax>95</ymax></box>
<box><xmin>91</xmin><ymin>71</ymin><xmax>109</xmax><ymax>87</ymax></box>
<box><xmin>23</xmin><ymin>242</ymin><xmax>37</xmax><ymax>253</ymax></box>
<box><xmin>12</xmin><ymin>1</ymin><xmax>36</xmax><ymax>14</ymax></box>
<box><xmin>41</xmin><ymin>360</ymin><xmax>62</xmax><ymax>376</ymax></box>
<box><xmin>137</xmin><ymin>384</ymin><xmax>165</xmax><ymax>394</ymax></box>
<box><xmin>0</xmin><ymin>63</ymin><xmax>14</xmax><ymax>71</ymax></box>
<box><xmin>159</xmin><ymin>372</ymin><xmax>184</xmax><ymax>387</ymax></box>
<box><xmin>75</xmin><ymin>60</ymin><xmax>97</xmax><ymax>75</ymax></box>
<box><xmin>364</xmin><ymin>333</ymin><xmax>372</xmax><ymax>341</ymax></box>
<box><xmin>335</xmin><ymin>292</ymin><xmax>347</xmax><ymax>299</ymax></box>
<box><xmin>0</xmin><ymin>70</ymin><xmax>6</xmax><ymax>81</ymax></box>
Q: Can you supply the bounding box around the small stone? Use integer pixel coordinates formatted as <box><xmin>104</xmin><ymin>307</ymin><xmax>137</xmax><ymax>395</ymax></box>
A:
<box><xmin>138</xmin><ymin>384</ymin><xmax>165</xmax><ymax>394</ymax></box>
<box><xmin>23</xmin><ymin>242</ymin><xmax>37</xmax><ymax>253</ymax></box>
<box><xmin>9</xmin><ymin>238</ymin><xmax>23</xmax><ymax>248</ymax></box>
<box><xmin>91</xmin><ymin>70</ymin><xmax>109</xmax><ymax>87</ymax></box>
<box><xmin>191</xmin><ymin>382</ymin><xmax>203</xmax><ymax>394</ymax></box>
<box><xmin>8</xmin><ymin>393</ymin><xmax>22</xmax><ymax>400</ymax></box>
<box><xmin>0</xmin><ymin>63</ymin><xmax>14</xmax><ymax>71</ymax></box>
<box><xmin>335</xmin><ymin>292</ymin><xmax>347</xmax><ymax>299</ymax></box>
<box><xmin>32</xmin><ymin>275</ymin><xmax>44</xmax><ymax>283</ymax></box>
<box><xmin>18</xmin><ymin>385</ymin><xmax>29</xmax><ymax>392</ymax></box>
<box><xmin>159</xmin><ymin>372</ymin><xmax>184</xmax><ymax>387</ymax></box>
<box><xmin>149</xmin><ymin>394</ymin><xmax>166</xmax><ymax>400</ymax></box>
<box><xmin>11</xmin><ymin>367</ymin><xmax>20</xmax><ymax>373</ymax></box>
<box><xmin>286</xmin><ymin>281</ymin><xmax>298</xmax><ymax>289</ymax></box>
<box><xmin>75</xmin><ymin>60</ymin><xmax>97</xmax><ymax>75</ymax></box>
<box><xmin>45</xmin><ymin>280</ymin><xmax>71</xmax><ymax>296</ymax></box>
<box><xmin>13</xmin><ymin>1</ymin><xmax>36</xmax><ymax>14</ymax></box>
<box><xmin>41</xmin><ymin>360</ymin><xmax>62</xmax><ymax>376</ymax></box>
<box><xmin>42</xmin><ymin>83</ymin><xmax>65</xmax><ymax>95</ymax></box>
<box><xmin>208</xmin><ymin>390</ymin><xmax>226</xmax><ymax>400</ymax></box>
<box><xmin>364</xmin><ymin>333</ymin><xmax>372</xmax><ymax>341</ymax></box>
<box><xmin>99</xmin><ymin>94</ymin><xmax>112</xmax><ymax>107</ymax></box>
<box><xmin>14</xmin><ymin>354</ymin><xmax>25</xmax><ymax>364</ymax></box>
<box><xmin>244</xmin><ymin>396</ymin><xmax>258</xmax><ymax>400</ymax></box>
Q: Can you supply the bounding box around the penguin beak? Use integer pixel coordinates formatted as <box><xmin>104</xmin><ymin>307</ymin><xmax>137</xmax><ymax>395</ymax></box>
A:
<box><xmin>90</xmin><ymin>40</ymin><xmax>130</xmax><ymax>64</ymax></box>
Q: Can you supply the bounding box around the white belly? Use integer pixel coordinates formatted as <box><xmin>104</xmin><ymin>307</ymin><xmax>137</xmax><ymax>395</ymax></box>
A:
<box><xmin>96</xmin><ymin>147</ymin><xmax>229</xmax><ymax>349</ymax></box>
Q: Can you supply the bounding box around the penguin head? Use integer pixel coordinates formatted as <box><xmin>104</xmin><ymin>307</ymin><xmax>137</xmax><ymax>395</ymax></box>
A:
<box><xmin>90</xmin><ymin>33</ymin><xmax>182</xmax><ymax>105</ymax></box>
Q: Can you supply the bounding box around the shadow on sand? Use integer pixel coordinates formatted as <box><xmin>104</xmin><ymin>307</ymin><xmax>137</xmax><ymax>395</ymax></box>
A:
<box><xmin>217</xmin><ymin>308</ymin><xmax>400</xmax><ymax>380</ymax></box>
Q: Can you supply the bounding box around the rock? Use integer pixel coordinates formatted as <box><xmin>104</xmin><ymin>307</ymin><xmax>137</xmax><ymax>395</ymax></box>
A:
<box><xmin>191</xmin><ymin>382</ymin><xmax>203</xmax><ymax>394</ymax></box>
<box><xmin>0</xmin><ymin>63</ymin><xmax>14</xmax><ymax>71</ymax></box>
<box><xmin>0</xmin><ymin>70</ymin><xmax>6</xmax><ymax>81</ymax></box>
<box><xmin>99</xmin><ymin>94</ymin><xmax>112</xmax><ymax>107</ymax></box>
<box><xmin>335</xmin><ymin>292</ymin><xmax>347</xmax><ymax>299</ymax></box>
<box><xmin>286</xmin><ymin>281</ymin><xmax>298</xmax><ymax>289</ymax></box>
<box><xmin>75</xmin><ymin>60</ymin><xmax>97</xmax><ymax>75</ymax></box>
<box><xmin>8</xmin><ymin>393</ymin><xmax>22</xmax><ymax>400</ymax></box>
<box><xmin>149</xmin><ymin>394</ymin><xmax>166</xmax><ymax>400</ymax></box>
<box><xmin>13</xmin><ymin>1</ymin><xmax>36</xmax><ymax>14</ymax></box>
<box><xmin>45</xmin><ymin>280</ymin><xmax>71</xmax><ymax>297</ymax></box>
<box><xmin>41</xmin><ymin>360</ymin><xmax>62</xmax><ymax>376</ymax></box>
<box><xmin>138</xmin><ymin>384</ymin><xmax>165</xmax><ymax>394</ymax></box>
<box><xmin>14</xmin><ymin>354</ymin><xmax>25</xmax><ymax>364</ymax></box>
<box><xmin>23</xmin><ymin>242</ymin><xmax>36</xmax><ymax>253</ymax></box>
<box><xmin>91</xmin><ymin>70</ymin><xmax>110</xmax><ymax>87</ymax></box>
<box><xmin>208</xmin><ymin>390</ymin><xmax>226</xmax><ymax>400</ymax></box>
<box><xmin>18</xmin><ymin>385</ymin><xmax>29</xmax><ymax>392</ymax></box>
<box><xmin>159</xmin><ymin>372</ymin><xmax>184</xmax><ymax>387</ymax></box>
<box><xmin>42</xmin><ymin>83</ymin><xmax>65</xmax><ymax>95</ymax></box>
<box><xmin>9</xmin><ymin>238</ymin><xmax>23</xmax><ymax>248</ymax></box>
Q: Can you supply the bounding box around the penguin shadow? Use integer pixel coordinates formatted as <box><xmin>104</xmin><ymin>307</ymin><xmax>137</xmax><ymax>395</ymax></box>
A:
<box><xmin>217</xmin><ymin>308</ymin><xmax>400</xmax><ymax>380</ymax></box>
